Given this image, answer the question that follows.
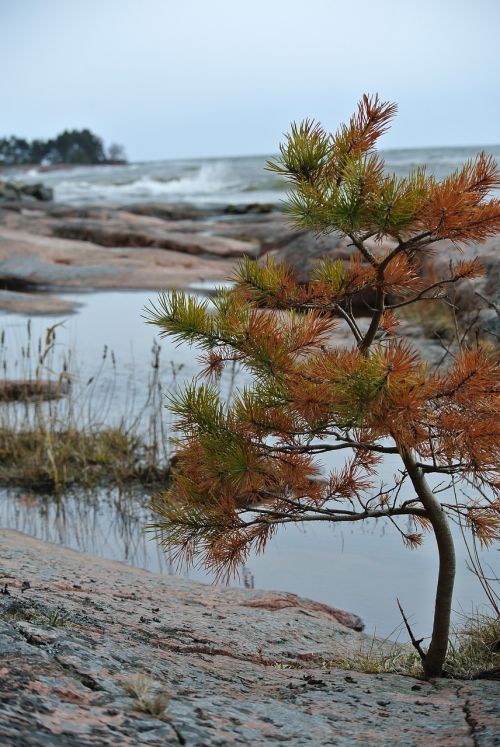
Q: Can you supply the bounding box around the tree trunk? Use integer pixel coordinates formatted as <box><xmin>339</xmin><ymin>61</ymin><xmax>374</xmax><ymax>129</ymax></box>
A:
<box><xmin>401</xmin><ymin>450</ymin><xmax>456</xmax><ymax>678</ymax></box>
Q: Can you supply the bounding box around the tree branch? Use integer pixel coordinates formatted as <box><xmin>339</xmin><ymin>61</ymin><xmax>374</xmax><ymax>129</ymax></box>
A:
<box><xmin>359</xmin><ymin>268</ymin><xmax>385</xmax><ymax>354</ymax></box>
<box><xmin>387</xmin><ymin>277</ymin><xmax>462</xmax><ymax>310</ymax></box>
<box><xmin>266</xmin><ymin>440</ymin><xmax>399</xmax><ymax>455</ymax></box>
<box><xmin>379</xmin><ymin>231</ymin><xmax>435</xmax><ymax>271</ymax></box>
<box><xmin>334</xmin><ymin>303</ymin><xmax>363</xmax><ymax>342</ymax></box>
<box><xmin>397</xmin><ymin>598</ymin><xmax>426</xmax><ymax>662</ymax></box>
<box><xmin>240</xmin><ymin>504</ymin><xmax>428</xmax><ymax>526</ymax></box>
<box><xmin>348</xmin><ymin>233</ymin><xmax>378</xmax><ymax>267</ymax></box>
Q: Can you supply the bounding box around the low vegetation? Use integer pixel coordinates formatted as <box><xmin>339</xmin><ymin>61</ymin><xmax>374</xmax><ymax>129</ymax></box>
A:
<box><xmin>121</xmin><ymin>674</ymin><xmax>185</xmax><ymax>744</ymax></box>
<box><xmin>0</xmin><ymin>426</ymin><xmax>168</xmax><ymax>491</ymax></box>
<box><xmin>0</xmin><ymin>322</ymin><xmax>172</xmax><ymax>493</ymax></box>
<box><xmin>324</xmin><ymin>613</ymin><xmax>499</xmax><ymax>680</ymax></box>
<box><xmin>121</xmin><ymin>673</ymin><xmax>171</xmax><ymax>718</ymax></box>
<box><xmin>0</xmin><ymin>597</ymin><xmax>71</xmax><ymax>628</ymax></box>
<box><xmin>445</xmin><ymin>613</ymin><xmax>500</xmax><ymax>679</ymax></box>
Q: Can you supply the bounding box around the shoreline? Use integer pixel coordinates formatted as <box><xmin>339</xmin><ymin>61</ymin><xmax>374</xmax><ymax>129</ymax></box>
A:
<box><xmin>0</xmin><ymin>199</ymin><xmax>259</xmax><ymax>314</ymax></box>
<box><xmin>1</xmin><ymin>195</ymin><xmax>496</xmax><ymax>351</ymax></box>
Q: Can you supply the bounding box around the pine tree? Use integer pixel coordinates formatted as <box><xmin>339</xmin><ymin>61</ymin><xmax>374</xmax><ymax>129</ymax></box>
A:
<box><xmin>145</xmin><ymin>95</ymin><xmax>500</xmax><ymax>678</ymax></box>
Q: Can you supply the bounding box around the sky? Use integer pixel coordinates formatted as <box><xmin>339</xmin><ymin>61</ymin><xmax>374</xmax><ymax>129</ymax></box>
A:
<box><xmin>1</xmin><ymin>0</ymin><xmax>499</xmax><ymax>161</ymax></box>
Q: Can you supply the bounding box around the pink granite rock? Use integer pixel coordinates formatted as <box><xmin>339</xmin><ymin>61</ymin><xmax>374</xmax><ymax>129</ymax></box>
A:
<box><xmin>0</xmin><ymin>529</ymin><xmax>497</xmax><ymax>745</ymax></box>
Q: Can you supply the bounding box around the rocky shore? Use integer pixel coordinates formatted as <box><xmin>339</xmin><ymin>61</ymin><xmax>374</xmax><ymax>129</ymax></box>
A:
<box><xmin>0</xmin><ymin>193</ymin><xmax>497</xmax><ymax>346</ymax></box>
<box><xmin>0</xmin><ymin>194</ymin><xmax>292</xmax><ymax>315</ymax></box>
<box><xmin>1</xmin><ymin>529</ymin><xmax>498</xmax><ymax>746</ymax></box>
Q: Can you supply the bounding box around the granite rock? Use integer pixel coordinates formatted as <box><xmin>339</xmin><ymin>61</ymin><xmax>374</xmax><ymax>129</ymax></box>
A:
<box><xmin>0</xmin><ymin>529</ymin><xmax>498</xmax><ymax>746</ymax></box>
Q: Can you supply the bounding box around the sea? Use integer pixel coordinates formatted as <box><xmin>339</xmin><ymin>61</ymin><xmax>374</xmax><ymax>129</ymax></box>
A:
<box><xmin>12</xmin><ymin>144</ymin><xmax>500</xmax><ymax>207</ymax></box>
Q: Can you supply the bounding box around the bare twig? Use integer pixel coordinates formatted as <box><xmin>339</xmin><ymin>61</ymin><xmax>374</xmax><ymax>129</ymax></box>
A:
<box><xmin>396</xmin><ymin>598</ymin><xmax>426</xmax><ymax>663</ymax></box>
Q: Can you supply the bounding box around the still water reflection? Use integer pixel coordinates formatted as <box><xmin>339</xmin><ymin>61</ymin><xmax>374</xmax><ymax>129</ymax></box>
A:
<box><xmin>0</xmin><ymin>483</ymin><xmax>494</xmax><ymax>640</ymax></box>
<box><xmin>0</xmin><ymin>290</ymin><xmax>497</xmax><ymax>639</ymax></box>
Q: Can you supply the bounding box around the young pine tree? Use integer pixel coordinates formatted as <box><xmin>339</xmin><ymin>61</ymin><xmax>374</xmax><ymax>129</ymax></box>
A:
<box><xmin>146</xmin><ymin>95</ymin><xmax>500</xmax><ymax>678</ymax></box>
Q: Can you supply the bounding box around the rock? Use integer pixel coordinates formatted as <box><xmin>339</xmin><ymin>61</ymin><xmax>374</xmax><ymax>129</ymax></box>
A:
<box><xmin>0</xmin><ymin>251</ymin><xmax>125</xmax><ymax>287</ymax></box>
<box><xmin>423</xmin><ymin>234</ymin><xmax>500</xmax><ymax>339</ymax></box>
<box><xmin>19</xmin><ymin>182</ymin><xmax>54</xmax><ymax>202</ymax></box>
<box><xmin>0</xmin><ymin>290</ymin><xmax>81</xmax><ymax>315</ymax></box>
<box><xmin>52</xmin><ymin>217</ymin><xmax>258</xmax><ymax>258</ymax></box>
<box><xmin>263</xmin><ymin>231</ymin><xmax>354</xmax><ymax>282</ymax></box>
<box><xmin>0</xmin><ymin>378</ymin><xmax>70</xmax><ymax>402</ymax></box>
<box><xmin>14</xmin><ymin>620</ymin><xmax>60</xmax><ymax>646</ymax></box>
<box><xmin>477</xmin><ymin>307</ymin><xmax>500</xmax><ymax>338</ymax></box>
<box><xmin>0</xmin><ymin>529</ymin><xmax>498</xmax><ymax>746</ymax></box>
<box><xmin>122</xmin><ymin>201</ymin><xmax>208</xmax><ymax>221</ymax></box>
<box><xmin>241</xmin><ymin>591</ymin><xmax>364</xmax><ymax>631</ymax></box>
<box><xmin>0</xmin><ymin>226</ymin><xmax>236</xmax><ymax>313</ymax></box>
<box><xmin>0</xmin><ymin>180</ymin><xmax>53</xmax><ymax>203</ymax></box>
<box><xmin>224</xmin><ymin>203</ymin><xmax>276</xmax><ymax>215</ymax></box>
<box><xmin>126</xmin><ymin>202</ymin><xmax>276</xmax><ymax>219</ymax></box>
<box><xmin>206</xmin><ymin>214</ymin><xmax>294</xmax><ymax>250</ymax></box>
<box><xmin>0</xmin><ymin>196</ymin><xmax>497</xmax><ymax>341</ymax></box>
<box><xmin>0</xmin><ymin>181</ymin><xmax>20</xmax><ymax>202</ymax></box>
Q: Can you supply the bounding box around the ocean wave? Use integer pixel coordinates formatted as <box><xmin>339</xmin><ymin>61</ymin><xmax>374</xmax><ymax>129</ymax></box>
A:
<box><xmin>30</xmin><ymin>146</ymin><xmax>500</xmax><ymax>206</ymax></box>
<box><xmin>53</xmin><ymin>160</ymin><xmax>285</xmax><ymax>204</ymax></box>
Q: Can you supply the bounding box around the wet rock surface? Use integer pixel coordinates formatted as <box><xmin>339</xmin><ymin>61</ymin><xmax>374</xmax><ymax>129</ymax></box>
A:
<box><xmin>0</xmin><ymin>289</ymin><xmax>81</xmax><ymax>315</ymax></box>
<box><xmin>0</xmin><ymin>529</ymin><xmax>498</xmax><ymax>746</ymax></box>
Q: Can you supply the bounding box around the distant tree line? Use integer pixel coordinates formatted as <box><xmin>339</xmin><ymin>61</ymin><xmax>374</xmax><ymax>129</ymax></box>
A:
<box><xmin>0</xmin><ymin>129</ymin><xmax>127</xmax><ymax>166</ymax></box>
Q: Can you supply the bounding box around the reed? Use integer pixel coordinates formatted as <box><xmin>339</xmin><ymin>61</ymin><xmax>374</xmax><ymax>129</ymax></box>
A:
<box><xmin>0</xmin><ymin>320</ymin><xmax>175</xmax><ymax>492</ymax></box>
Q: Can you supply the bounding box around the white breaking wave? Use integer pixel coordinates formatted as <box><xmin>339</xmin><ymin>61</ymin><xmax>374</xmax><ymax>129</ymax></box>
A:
<box><xmin>53</xmin><ymin>161</ymin><xmax>255</xmax><ymax>204</ymax></box>
<box><xmin>146</xmin><ymin>162</ymin><xmax>242</xmax><ymax>195</ymax></box>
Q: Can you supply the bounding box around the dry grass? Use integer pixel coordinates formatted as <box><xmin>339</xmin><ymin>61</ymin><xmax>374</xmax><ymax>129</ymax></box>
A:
<box><xmin>121</xmin><ymin>673</ymin><xmax>171</xmax><ymax>719</ymax></box>
<box><xmin>0</xmin><ymin>425</ymin><xmax>169</xmax><ymax>491</ymax></box>
<box><xmin>322</xmin><ymin>613</ymin><xmax>499</xmax><ymax>680</ymax></box>
<box><xmin>322</xmin><ymin>634</ymin><xmax>423</xmax><ymax>677</ymax></box>
<box><xmin>446</xmin><ymin>613</ymin><xmax>500</xmax><ymax>679</ymax></box>
<box><xmin>121</xmin><ymin>673</ymin><xmax>185</xmax><ymax>744</ymax></box>
<box><xmin>324</xmin><ymin>647</ymin><xmax>423</xmax><ymax>677</ymax></box>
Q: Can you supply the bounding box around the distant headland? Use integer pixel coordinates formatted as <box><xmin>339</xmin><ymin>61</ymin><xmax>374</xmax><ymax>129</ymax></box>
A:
<box><xmin>0</xmin><ymin>128</ymin><xmax>127</xmax><ymax>167</ymax></box>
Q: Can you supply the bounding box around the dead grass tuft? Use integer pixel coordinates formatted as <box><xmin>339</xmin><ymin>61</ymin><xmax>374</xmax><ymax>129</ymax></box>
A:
<box><xmin>121</xmin><ymin>673</ymin><xmax>171</xmax><ymax>718</ymax></box>
<box><xmin>446</xmin><ymin>613</ymin><xmax>499</xmax><ymax>679</ymax></box>
<box><xmin>0</xmin><ymin>426</ymin><xmax>170</xmax><ymax>491</ymax></box>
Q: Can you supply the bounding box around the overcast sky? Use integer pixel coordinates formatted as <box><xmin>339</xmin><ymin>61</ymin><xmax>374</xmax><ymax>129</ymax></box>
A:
<box><xmin>1</xmin><ymin>0</ymin><xmax>499</xmax><ymax>160</ymax></box>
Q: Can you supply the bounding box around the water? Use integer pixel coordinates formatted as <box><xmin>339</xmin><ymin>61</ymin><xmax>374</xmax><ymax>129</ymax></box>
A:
<box><xmin>1</xmin><ymin>480</ymin><xmax>492</xmax><ymax>640</ymax></box>
<box><xmin>0</xmin><ymin>290</ymin><xmax>496</xmax><ymax>639</ymax></box>
<box><xmin>8</xmin><ymin>145</ymin><xmax>500</xmax><ymax>207</ymax></box>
